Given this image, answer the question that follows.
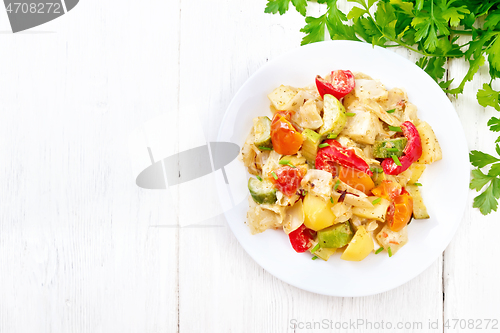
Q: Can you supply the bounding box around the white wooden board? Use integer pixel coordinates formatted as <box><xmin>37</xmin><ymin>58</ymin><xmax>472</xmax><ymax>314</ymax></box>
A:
<box><xmin>0</xmin><ymin>0</ymin><xmax>498</xmax><ymax>332</ymax></box>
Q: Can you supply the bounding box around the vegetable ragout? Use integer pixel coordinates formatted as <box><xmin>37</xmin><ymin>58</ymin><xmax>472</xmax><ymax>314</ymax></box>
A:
<box><xmin>239</xmin><ymin>70</ymin><xmax>442</xmax><ymax>262</ymax></box>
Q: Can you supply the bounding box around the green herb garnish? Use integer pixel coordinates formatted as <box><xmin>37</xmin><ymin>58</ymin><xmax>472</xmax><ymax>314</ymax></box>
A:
<box><xmin>327</xmin><ymin>133</ymin><xmax>337</xmax><ymax>139</ymax></box>
<box><xmin>391</xmin><ymin>155</ymin><xmax>402</xmax><ymax>166</ymax></box>
<box><xmin>279</xmin><ymin>160</ymin><xmax>296</xmax><ymax>168</ymax></box>
<box><xmin>370</xmin><ymin>167</ymin><xmax>383</xmax><ymax>174</ymax></box>
<box><xmin>259</xmin><ymin>146</ymin><xmax>273</xmax><ymax>151</ymax></box>
<box><xmin>388</xmin><ymin>126</ymin><xmax>402</xmax><ymax>132</ymax></box>
<box><xmin>386</xmin><ymin>109</ymin><xmax>395</xmax><ymax>114</ymax></box>
<box><xmin>375</xmin><ymin>247</ymin><xmax>384</xmax><ymax>254</ymax></box>
<box><xmin>271</xmin><ymin>171</ymin><xmax>278</xmax><ymax>180</ymax></box>
<box><xmin>345</xmin><ymin>112</ymin><xmax>355</xmax><ymax>117</ymax></box>
<box><xmin>311</xmin><ymin>243</ymin><xmax>320</xmax><ymax>254</ymax></box>
<box><xmin>264</xmin><ymin>0</ymin><xmax>500</xmax><ymax>216</ymax></box>
<box><xmin>413</xmin><ymin>182</ymin><xmax>422</xmax><ymax>186</ymax></box>
<box><xmin>256</xmin><ymin>175</ymin><xmax>263</xmax><ymax>181</ymax></box>
<box><xmin>388</xmin><ymin>247</ymin><xmax>393</xmax><ymax>257</ymax></box>
<box><xmin>311</xmin><ymin>256</ymin><xmax>318</xmax><ymax>260</ymax></box>
<box><xmin>330</xmin><ymin>197</ymin><xmax>334</xmax><ymax>204</ymax></box>
<box><xmin>333</xmin><ymin>180</ymin><xmax>340</xmax><ymax>191</ymax></box>
<box><xmin>372</xmin><ymin>197</ymin><xmax>382</xmax><ymax>205</ymax></box>
<box><xmin>319</xmin><ymin>143</ymin><xmax>330</xmax><ymax>148</ymax></box>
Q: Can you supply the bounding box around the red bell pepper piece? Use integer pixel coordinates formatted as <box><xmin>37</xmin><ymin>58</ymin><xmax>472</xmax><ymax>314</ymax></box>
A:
<box><xmin>315</xmin><ymin>70</ymin><xmax>355</xmax><ymax>100</ymax></box>
<box><xmin>288</xmin><ymin>224</ymin><xmax>316</xmax><ymax>253</ymax></box>
<box><xmin>381</xmin><ymin>121</ymin><xmax>422</xmax><ymax>175</ymax></box>
<box><xmin>315</xmin><ymin>139</ymin><xmax>373</xmax><ymax>176</ymax></box>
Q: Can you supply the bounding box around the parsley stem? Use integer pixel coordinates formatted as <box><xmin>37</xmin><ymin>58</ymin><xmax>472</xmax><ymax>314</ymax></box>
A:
<box><xmin>449</xmin><ymin>29</ymin><xmax>473</xmax><ymax>35</ymax></box>
<box><xmin>364</xmin><ymin>11</ymin><xmax>444</xmax><ymax>58</ymax></box>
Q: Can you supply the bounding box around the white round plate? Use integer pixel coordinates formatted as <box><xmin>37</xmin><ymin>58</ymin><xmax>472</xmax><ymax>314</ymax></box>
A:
<box><xmin>217</xmin><ymin>40</ymin><xmax>469</xmax><ymax>297</ymax></box>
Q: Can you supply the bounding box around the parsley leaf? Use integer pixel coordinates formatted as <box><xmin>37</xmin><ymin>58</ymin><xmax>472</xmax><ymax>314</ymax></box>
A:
<box><xmin>473</xmin><ymin>178</ymin><xmax>500</xmax><ymax>215</ymax></box>
<box><xmin>300</xmin><ymin>14</ymin><xmax>328</xmax><ymax>45</ymax></box>
<box><xmin>265</xmin><ymin>0</ymin><xmax>308</xmax><ymax>15</ymax></box>
<box><xmin>470</xmin><ymin>169</ymin><xmax>493</xmax><ymax>192</ymax></box>
<box><xmin>424</xmin><ymin>56</ymin><xmax>447</xmax><ymax>81</ymax></box>
<box><xmin>488</xmin><ymin>117</ymin><xmax>500</xmax><ymax>132</ymax></box>
<box><xmin>470</xmin><ymin>150</ymin><xmax>500</xmax><ymax>168</ymax></box>
<box><xmin>477</xmin><ymin>83</ymin><xmax>500</xmax><ymax>111</ymax></box>
<box><xmin>389</xmin><ymin>0</ymin><xmax>414</xmax><ymax>16</ymax></box>
<box><xmin>484</xmin><ymin>10</ymin><xmax>500</xmax><ymax>31</ymax></box>
<box><xmin>441</xmin><ymin>4</ymin><xmax>470</xmax><ymax>27</ymax></box>
<box><xmin>489</xmin><ymin>163</ymin><xmax>500</xmax><ymax>177</ymax></box>
<box><xmin>264</xmin><ymin>0</ymin><xmax>290</xmax><ymax>15</ymax></box>
<box><xmin>469</xmin><ymin>150</ymin><xmax>500</xmax><ymax>168</ymax></box>
<box><xmin>326</xmin><ymin>1</ymin><xmax>359</xmax><ymax>41</ymax></box>
<box><xmin>438</xmin><ymin>79</ymin><xmax>454</xmax><ymax>89</ymax></box>
<box><xmin>347</xmin><ymin>6</ymin><xmax>367</xmax><ymax>20</ymax></box>
<box><xmin>486</xmin><ymin>35</ymin><xmax>500</xmax><ymax>73</ymax></box>
<box><xmin>292</xmin><ymin>0</ymin><xmax>308</xmax><ymax>16</ymax></box>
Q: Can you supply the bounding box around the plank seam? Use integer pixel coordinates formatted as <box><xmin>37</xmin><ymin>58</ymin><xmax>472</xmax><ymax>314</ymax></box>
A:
<box><xmin>176</xmin><ymin>1</ymin><xmax>182</xmax><ymax>332</ymax></box>
<box><xmin>442</xmin><ymin>46</ymin><xmax>450</xmax><ymax>333</ymax></box>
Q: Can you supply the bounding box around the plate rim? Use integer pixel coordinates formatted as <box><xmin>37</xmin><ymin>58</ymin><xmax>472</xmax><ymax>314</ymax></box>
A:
<box><xmin>217</xmin><ymin>40</ymin><xmax>469</xmax><ymax>297</ymax></box>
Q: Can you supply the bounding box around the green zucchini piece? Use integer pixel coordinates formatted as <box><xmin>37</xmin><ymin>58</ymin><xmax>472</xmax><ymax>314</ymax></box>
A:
<box><xmin>313</xmin><ymin>247</ymin><xmax>337</xmax><ymax>261</ymax></box>
<box><xmin>280</xmin><ymin>155</ymin><xmax>307</xmax><ymax>167</ymax></box>
<box><xmin>317</xmin><ymin>222</ymin><xmax>353</xmax><ymax>248</ymax></box>
<box><xmin>372</xmin><ymin>138</ymin><xmax>408</xmax><ymax>158</ymax></box>
<box><xmin>253</xmin><ymin>116</ymin><xmax>273</xmax><ymax>149</ymax></box>
<box><xmin>371</xmin><ymin>169</ymin><xmax>386</xmax><ymax>187</ymax></box>
<box><xmin>248</xmin><ymin>178</ymin><xmax>277</xmax><ymax>204</ymax></box>
<box><xmin>318</xmin><ymin>94</ymin><xmax>347</xmax><ymax>138</ymax></box>
<box><xmin>299</xmin><ymin>129</ymin><xmax>322</xmax><ymax>166</ymax></box>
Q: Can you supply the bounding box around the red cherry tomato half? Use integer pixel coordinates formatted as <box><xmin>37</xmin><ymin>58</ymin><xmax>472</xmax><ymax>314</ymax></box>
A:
<box><xmin>270</xmin><ymin>112</ymin><xmax>303</xmax><ymax>155</ymax></box>
<box><xmin>371</xmin><ymin>180</ymin><xmax>402</xmax><ymax>200</ymax></box>
<box><xmin>288</xmin><ymin>224</ymin><xmax>316</xmax><ymax>253</ymax></box>
<box><xmin>386</xmin><ymin>192</ymin><xmax>413</xmax><ymax>232</ymax></box>
<box><xmin>315</xmin><ymin>70</ymin><xmax>355</xmax><ymax>100</ymax></box>
<box><xmin>271</xmin><ymin>165</ymin><xmax>304</xmax><ymax>197</ymax></box>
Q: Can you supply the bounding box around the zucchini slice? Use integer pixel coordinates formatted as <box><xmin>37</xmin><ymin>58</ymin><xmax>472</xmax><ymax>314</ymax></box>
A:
<box><xmin>372</xmin><ymin>138</ymin><xmax>407</xmax><ymax>158</ymax></box>
<box><xmin>248</xmin><ymin>178</ymin><xmax>277</xmax><ymax>204</ymax></box>
<box><xmin>253</xmin><ymin>116</ymin><xmax>273</xmax><ymax>149</ymax></box>
<box><xmin>318</xmin><ymin>94</ymin><xmax>347</xmax><ymax>138</ymax></box>
<box><xmin>299</xmin><ymin>129</ymin><xmax>322</xmax><ymax>165</ymax></box>
<box><xmin>317</xmin><ymin>222</ymin><xmax>353</xmax><ymax>248</ymax></box>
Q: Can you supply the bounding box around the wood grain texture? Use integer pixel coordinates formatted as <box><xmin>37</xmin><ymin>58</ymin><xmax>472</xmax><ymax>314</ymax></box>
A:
<box><xmin>0</xmin><ymin>0</ymin><xmax>498</xmax><ymax>332</ymax></box>
<box><xmin>444</xmin><ymin>34</ymin><xmax>500</xmax><ymax>332</ymax></box>
<box><xmin>0</xmin><ymin>0</ymin><xmax>180</xmax><ymax>332</ymax></box>
<box><xmin>177</xmin><ymin>1</ymin><xmax>442</xmax><ymax>333</ymax></box>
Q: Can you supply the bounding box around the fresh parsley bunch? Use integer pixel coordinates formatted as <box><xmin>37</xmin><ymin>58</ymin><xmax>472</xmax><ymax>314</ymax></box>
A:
<box><xmin>265</xmin><ymin>0</ymin><xmax>500</xmax><ymax>215</ymax></box>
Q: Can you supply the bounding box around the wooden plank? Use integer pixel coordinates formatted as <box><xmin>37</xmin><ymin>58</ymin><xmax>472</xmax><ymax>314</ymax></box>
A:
<box><xmin>444</xmin><ymin>35</ymin><xmax>500</xmax><ymax>332</ymax></box>
<box><xmin>0</xmin><ymin>0</ymin><xmax>181</xmax><ymax>332</ymax></box>
<box><xmin>177</xmin><ymin>1</ymin><xmax>443</xmax><ymax>332</ymax></box>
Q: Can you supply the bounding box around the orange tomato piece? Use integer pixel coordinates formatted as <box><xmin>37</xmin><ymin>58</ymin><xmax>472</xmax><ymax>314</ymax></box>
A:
<box><xmin>371</xmin><ymin>180</ymin><xmax>402</xmax><ymax>200</ymax></box>
<box><xmin>386</xmin><ymin>193</ymin><xmax>413</xmax><ymax>232</ymax></box>
<box><xmin>270</xmin><ymin>112</ymin><xmax>303</xmax><ymax>155</ymax></box>
<box><xmin>338</xmin><ymin>166</ymin><xmax>374</xmax><ymax>195</ymax></box>
<box><xmin>270</xmin><ymin>165</ymin><xmax>304</xmax><ymax>197</ymax></box>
